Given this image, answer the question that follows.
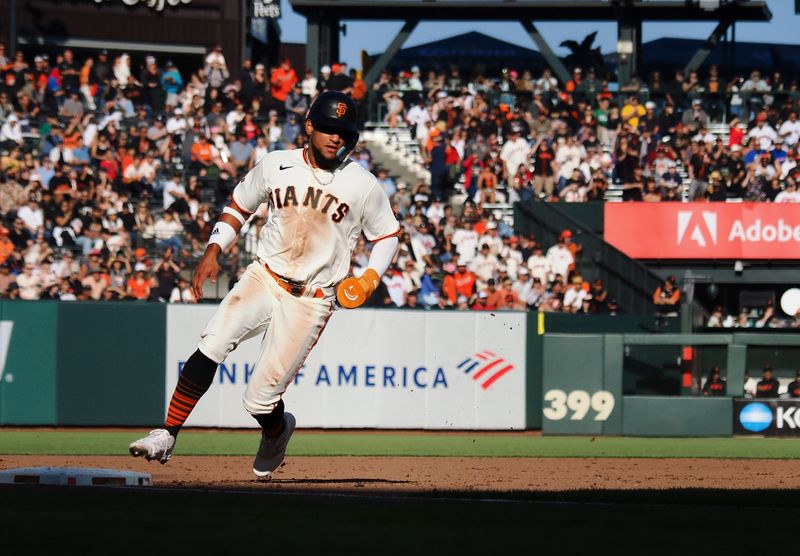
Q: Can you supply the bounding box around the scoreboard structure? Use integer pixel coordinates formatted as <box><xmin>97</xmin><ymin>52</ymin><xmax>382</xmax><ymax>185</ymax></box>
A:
<box><xmin>288</xmin><ymin>0</ymin><xmax>771</xmax><ymax>86</ymax></box>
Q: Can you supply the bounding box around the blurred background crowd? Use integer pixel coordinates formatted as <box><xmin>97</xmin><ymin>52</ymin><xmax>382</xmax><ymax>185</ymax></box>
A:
<box><xmin>0</xmin><ymin>43</ymin><xmax>798</xmax><ymax>317</ymax></box>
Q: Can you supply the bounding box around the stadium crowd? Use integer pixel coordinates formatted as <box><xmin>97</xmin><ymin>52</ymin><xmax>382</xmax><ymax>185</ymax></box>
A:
<box><xmin>0</xmin><ymin>43</ymin><xmax>798</xmax><ymax>312</ymax></box>
<box><xmin>383</xmin><ymin>64</ymin><xmax>800</xmax><ymax>205</ymax></box>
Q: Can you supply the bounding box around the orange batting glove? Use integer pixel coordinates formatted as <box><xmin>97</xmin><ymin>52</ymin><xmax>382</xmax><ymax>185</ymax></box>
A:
<box><xmin>337</xmin><ymin>268</ymin><xmax>380</xmax><ymax>309</ymax></box>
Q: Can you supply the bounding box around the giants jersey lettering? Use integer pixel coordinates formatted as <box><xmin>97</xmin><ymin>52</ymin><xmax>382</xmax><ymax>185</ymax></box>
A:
<box><xmin>232</xmin><ymin>149</ymin><xmax>399</xmax><ymax>288</ymax></box>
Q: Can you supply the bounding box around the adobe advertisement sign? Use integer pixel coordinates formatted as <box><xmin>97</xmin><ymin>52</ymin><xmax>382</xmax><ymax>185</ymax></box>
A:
<box><xmin>734</xmin><ymin>399</ymin><xmax>800</xmax><ymax>436</ymax></box>
<box><xmin>604</xmin><ymin>203</ymin><xmax>800</xmax><ymax>259</ymax></box>
<box><xmin>166</xmin><ymin>306</ymin><xmax>526</xmax><ymax>429</ymax></box>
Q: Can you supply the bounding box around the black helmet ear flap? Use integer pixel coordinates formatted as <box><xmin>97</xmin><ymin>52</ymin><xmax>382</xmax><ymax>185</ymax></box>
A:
<box><xmin>335</xmin><ymin>131</ymin><xmax>359</xmax><ymax>162</ymax></box>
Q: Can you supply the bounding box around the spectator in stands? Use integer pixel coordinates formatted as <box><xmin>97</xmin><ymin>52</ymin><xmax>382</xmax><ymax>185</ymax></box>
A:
<box><xmin>526</xmin><ymin>243</ymin><xmax>549</xmax><ymax>285</ymax></box>
<box><xmin>475</xmin><ymin>156</ymin><xmax>498</xmax><ymax>205</ymax></box>
<box><xmin>190</xmin><ymin>134</ymin><xmax>215</xmax><ymax>174</ymax></box>
<box><xmin>284</xmin><ymin>82</ymin><xmax>308</xmax><ymax>122</ymax></box>
<box><xmin>453</xmin><ymin>260</ymin><xmax>477</xmax><ymax>299</ymax></box>
<box><xmin>204</xmin><ymin>45</ymin><xmax>229</xmax><ymax>89</ymax></box>
<box><xmin>470</xmin><ymin>243</ymin><xmax>499</xmax><ymax>289</ymax></box>
<box><xmin>653</xmin><ymin>275</ymin><xmax>680</xmax><ymax>317</ymax></box>
<box><xmin>153</xmin><ymin>210</ymin><xmax>184</xmax><ymax>253</ymax></box>
<box><xmin>562</xmin><ymin>275</ymin><xmax>589</xmax><ymax>313</ymax></box>
<box><xmin>375</xmin><ymin>167</ymin><xmax>396</xmax><ymax>197</ymax></box>
<box><xmin>755</xmin><ymin>364</ymin><xmax>780</xmax><ymax>398</ymax></box>
<box><xmin>169</xmin><ymin>276</ymin><xmax>196</xmax><ymax>303</ymax></box>
<box><xmin>621</xmin><ymin>95</ymin><xmax>645</xmax><ymax>130</ymax></box>
<box><xmin>152</xmin><ymin>246</ymin><xmax>182</xmax><ymax>301</ymax></box>
<box><xmin>705</xmin><ymin>170</ymin><xmax>727</xmax><ymax>201</ymax></box>
<box><xmin>327</xmin><ymin>62</ymin><xmax>353</xmax><ymax>94</ymax></box>
<box><xmin>787</xmin><ymin>370</ymin><xmax>800</xmax><ymax>398</ymax></box>
<box><xmin>546</xmin><ymin>233</ymin><xmax>574</xmax><ymax>281</ymax></box>
<box><xmin>687</xmin><ymin>140</ymin><xmax>711</xmax><ymax>200</ymax></box>
<box><xmin>0</xmin><ymin>114</ymin><xmax>22</xmax><ymax>148</ymax></box>
<box><xmin>406</xmin><ymin>96</ymin><xmax>431</xmax><ymax>141</ymax></box>
<box><xmin>682</xmin><ymin>98</ymin><xmax>708</xmax><ymax>132</ymax></box>
<box><xmin>81</xmin><ymin>268</ymin><xmax>109</xmax><ymax>300</ymax></box>
<box><xmin>8</xmin><ymin>216</ymin><xmax>32</xmax><ymax>253</ymax></box>
<box><xmin>588</xmin><ymin>278</ymin><xmax>608</xmax><ymax>313</ymax></box>
<box><xmin>402</xmin><ymin>289</ymin><xmax>421</xmax><ymax>310</ymax></box>
<box><xmin>229</xmin><ymin>135</ymin><xmax>254</xmax><ymax>173</ymax></box>
<box><xmin>127</xmin><ymin>266</ymin><xmax>152</xmax><ymax>301</ymax></box>
<box><xmin>741</xmin><ymin>70</ymin><xmax>770</xmax><ymax>121</ymax></box>
<box><xmin>16</xmin><ymin>263</ymin><xmax>41</xmax><ymax>300</ymax></box>
<box><xmin>560</xmin><ymin>168</ymin><xmax>587</xmax><ymax>202</ymax></box>
<box><xmin>500</xmin><ymin>121</ymin><xmax>530</xmax><ymax>183</ymax></box>
<box><xmin>531</xmin><ymin>136</ymin><xmax>556</xmax><ymax>198</ymax></box>
<box><xmin>300</xmin><ymin>68</ymin><xmax>317</xmax><ymax>99</ymax></box>
<box><xmin>748</xmin><ymin>113</ymin><xmax>777</xmax><ymax>151</ymax></box>
<box><xmin>418</xmin><ymin>265</ymin><xmax>442</xmax><ymax>308</ymax></box>
<box><xmin>774</xmin><ymin>179</ymin><xmax>800</xmax><ymax>203</ymax></box>
<box><xmin>702</xmin><ymin>366</ymin><xmax>726</xmax><ymax>396</ymax></box>
<box><xmin>60</xmin><ymin>91</ymin><xmax>84</xmax><ymax>120</ymax></box>
<box><xmin>478</xmin><ymin>221</ymin><xmax>502</xmax><ymax>255</ymax></box>
<box><xmin>270</xmin><ymin>58</ymin><xmax>298</xmax><ymax>115</ymax></box>
<box><xmin>161</xmin><ymin>60</ymin><xmax>183</xmax><ymax>108</ymax></box>
<box><xmin>17</xmin><ymin>198</ymin><xmax>44</xmax><ymax>236</ymax></box>
<box><xmin>706</xmin><ymin>305</ymin><xmax>733</xmax><ymax>328</ymax></box>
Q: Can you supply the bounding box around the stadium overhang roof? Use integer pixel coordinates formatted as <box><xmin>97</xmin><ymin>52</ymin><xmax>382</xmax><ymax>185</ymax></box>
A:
<box><xmin>291</xmin><ymin>0</ymin><xmax>771</xmax><ymax>87</ymax></box>
<box><xmin>289</xmin><ymin>0</ymin><xmax>771</xmax><ymax>22</ymax></box>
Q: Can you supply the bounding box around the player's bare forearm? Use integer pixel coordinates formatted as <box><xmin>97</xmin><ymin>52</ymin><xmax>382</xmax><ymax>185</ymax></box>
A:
<box><xmin>191</xmin><ymin>245</ymin><xmax>222</xmax><ymax>299</ymax></box>
<box><xmin>191</xmin><ymin>211</ymin><xmax>245</xmax><ymax>299</ymax></box>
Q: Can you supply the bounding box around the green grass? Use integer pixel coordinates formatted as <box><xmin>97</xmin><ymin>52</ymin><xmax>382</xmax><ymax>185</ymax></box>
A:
<box><xmin>1</xmin><ymin>429</ymin><xmax>800</xmax><ymax>458</ymax></box>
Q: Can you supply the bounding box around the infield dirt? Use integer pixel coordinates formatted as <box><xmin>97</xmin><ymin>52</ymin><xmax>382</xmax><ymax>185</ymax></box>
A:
<box><xmin>2</xmin><ymin>454</ymin><xmax>799</xmax><ymax>491</ymax></box>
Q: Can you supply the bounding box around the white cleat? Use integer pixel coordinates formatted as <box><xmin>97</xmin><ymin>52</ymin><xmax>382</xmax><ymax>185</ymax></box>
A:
<box><xmin>253</xmin><ymin>413</ymin><xmax>296</xmax><ymax>481</ymax></box>
<box><xmin>129</xmin><ymin>429</ymin><xmax>176</xmax><ymax>464</ymax></box>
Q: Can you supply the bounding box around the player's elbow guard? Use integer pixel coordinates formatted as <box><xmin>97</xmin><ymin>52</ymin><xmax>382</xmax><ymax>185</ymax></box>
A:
<box><xmin>336</xmin><ymin>268</ymin><xmax>380</xmax><ymax>309</ymax></box>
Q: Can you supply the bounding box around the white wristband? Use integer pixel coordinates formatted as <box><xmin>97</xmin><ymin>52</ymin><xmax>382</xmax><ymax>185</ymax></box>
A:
<box><xmin>222</xmin><ymin>206</ymin><xmax>247</xmax><ymax>226</ymax></box>
<box><xmin>208</xmin><ymin>221</ymin><xmax>238</xmax><ymax>251</ymax></box>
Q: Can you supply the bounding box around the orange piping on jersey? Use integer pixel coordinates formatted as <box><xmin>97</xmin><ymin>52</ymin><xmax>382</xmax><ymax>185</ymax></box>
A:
<box><xmin>229</xmin><ymin>198</ymin><xmax>253</xmax><ymax>217</ymax></box>
<box><xmin>368</xmin><ymin>228</ymin><xmax>401</xmax><ymax>243</ymax></box>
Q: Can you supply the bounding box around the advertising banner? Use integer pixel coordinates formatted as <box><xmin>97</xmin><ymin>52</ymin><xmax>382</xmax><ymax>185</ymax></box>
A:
<box><xmin>166</xmin><ymin>307</ymin><xmax>527</xmax><ymax>429</ymax></box>
<box><xmin>734</xmin><ymin>399</ymin><xmax>800</xmax><ymax>436</ymax></box>
<box><xmin>604</xmin><ymin>203</ymin><xmax>800</xmax><ymax>259</ymax></box>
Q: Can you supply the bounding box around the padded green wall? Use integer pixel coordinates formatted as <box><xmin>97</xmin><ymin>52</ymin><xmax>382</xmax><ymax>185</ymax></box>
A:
<box><xmin>57</xmin><ymin>303</ymin><xmax>166</xmax><ymax>426</ymax></box>
<box><xmin>0</xmin><ymin>301</ymin><xmax>58</xmax><ymax>425</ymax></box>
<box><xmin>623</xmin><ymin>396</ymin><xmax>732</xmax><ymax>436</ymax></box>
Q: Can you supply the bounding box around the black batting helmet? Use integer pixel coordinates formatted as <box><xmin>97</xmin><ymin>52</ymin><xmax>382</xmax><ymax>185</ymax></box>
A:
<box><xmin>307</xmin><ymin>91</ymin><xmax>359</xmax><ymax>161</ymax></box>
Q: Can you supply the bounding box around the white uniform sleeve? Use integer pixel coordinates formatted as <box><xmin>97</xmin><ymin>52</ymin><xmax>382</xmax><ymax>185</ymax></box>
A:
<box><xmin>367</xmin><ymin>236</ymin><xmax>398</xmax><ymax>276</ymax></box>
<box><xmin>232</xmin><ymin>158</ymin><xmax>270</xmax><ymax>213</ymax></box>
<box><xmin>361</xmin><ymin>180</ymin><xmax>400</xmax><ymax>241</ymax></box>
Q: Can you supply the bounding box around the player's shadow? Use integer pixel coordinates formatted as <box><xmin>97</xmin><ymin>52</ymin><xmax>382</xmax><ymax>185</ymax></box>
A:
<box><xmin>270</xmin><ymin>478</ymin><xmax>411</xmax><ymax>485</ymax></box>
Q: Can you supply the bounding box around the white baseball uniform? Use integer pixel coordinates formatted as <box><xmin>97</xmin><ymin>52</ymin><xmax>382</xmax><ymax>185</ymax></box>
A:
<box><xmin>198</xmin><ymin>147</ymin><xmax>399</xmax><ymax>415</ymax></box>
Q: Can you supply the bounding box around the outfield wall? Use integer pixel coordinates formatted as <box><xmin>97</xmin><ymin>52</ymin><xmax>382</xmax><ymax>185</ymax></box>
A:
<box><xmin>166</xmin><ymin>306</ymin><xmax>527</xmax><ymax>429</ymax></box>
<box><xmin>1</xmin><ymin>302</ymin><xmax>797</xmax><ymax>434</ymax></box>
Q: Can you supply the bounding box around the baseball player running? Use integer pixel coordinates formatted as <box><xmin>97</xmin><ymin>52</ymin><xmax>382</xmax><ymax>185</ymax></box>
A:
<box><xmin>129</xmin><ymin>91</ymin><xmax>400</xmax><ymax>479</ymax></box>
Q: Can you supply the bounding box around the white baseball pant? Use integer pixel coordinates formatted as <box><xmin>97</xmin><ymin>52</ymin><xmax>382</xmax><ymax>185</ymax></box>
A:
<box><xmin>197</xmin><ymin>260</ymin><xmax>334</xmax><ymax>415</ymax></box>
